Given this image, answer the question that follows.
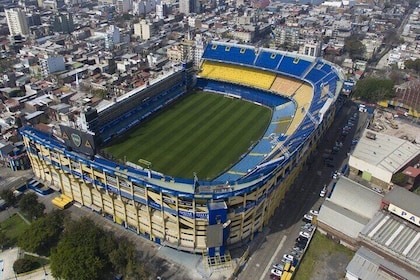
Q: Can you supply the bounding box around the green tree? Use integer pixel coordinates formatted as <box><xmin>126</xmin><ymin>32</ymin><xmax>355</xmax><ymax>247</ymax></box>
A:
<box><xmin>13</xmin><ymin>258</ymin><xmax>36</xmax><ymax>274</ymax></box>
<box><xmin>19</xmin><ymin>193</ymin><xmax>45</xmax><ymax>220</ymax></box>
<box><xmin>0</xmin><ymin>230</ymin><xmax>10</xmax><ymax>249</ymax></box>
<box><xmin>0</xmin><ymin>189</ymin><xmax>16</xmax><ymax>206</ymax></box>
<box><xmin>50</xmin><ymin>218</ymin><xmax>112</xmax><ymax>280</ymax></box>
<box><xmin>354</xmin><ymin>78</ymin><xmax>395</xmax><ymax>103</ymax></box>
<box><xmin>18</xmin><ymin>210</ymin><xmax>66</xmax><ymax>256</ymax></box>
<box><xmin>345</xmin><ymin>37</ymin><xmax>366</xmax><ymax>60</ymax></box>
<box><xmin>392</xmin><ymin>172</ymin><xmax>407</xmax><ymax>186</ymax></box>
<box><xmin>404</xmin><ymin>58</ymin><xmax>420</xmax><ymax>72</ymax></box>
<box><xmin>50</xmin><ymin>217</ymin><xmax>149</xmax><ymax>280</ymax></box>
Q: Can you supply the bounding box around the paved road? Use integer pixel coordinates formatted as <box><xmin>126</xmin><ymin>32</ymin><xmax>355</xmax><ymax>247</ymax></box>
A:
<box><xmin>238</xmin><ymin>99</ymin><xmax>362</xmax><ymax>280</ymax></box>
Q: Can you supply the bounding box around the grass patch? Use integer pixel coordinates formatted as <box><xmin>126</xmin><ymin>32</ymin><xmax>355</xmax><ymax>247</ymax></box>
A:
<box><xmin>294</xmin><ymin>231</ymin><xmax>354</xmax><ymax>280</ymax></box>
<box><xmin>104</xmin><ymin>91</ymin><xmax>272</xmax><ymax>179</ymax></box>
<box><xmin>0</xmin><ymin>213</ymin><xmax>30</xmax><ymax>246</ymax></box>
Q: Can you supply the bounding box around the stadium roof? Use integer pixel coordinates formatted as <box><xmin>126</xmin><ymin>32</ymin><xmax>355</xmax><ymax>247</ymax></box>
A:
<box><xmin>346</xmin><ymin>246</ymin><xmax>420</xmax><ymax>280</ymax></box>
<box><xmin>351</xmin><ymin>129</ymin><xmax>420</xmax><ymax>174</ymax></box>
<box><xmin>328</xmin><ymin>176</ymin><xmax>383</xmax><ymax>219</ymax></box>
<box><xmin>360</xmin><ymin>211</ymin><xmax>420</xmax><ymax>271</ymax></box>
<box><xmin>383</xmin><ymin>187</ymin><xmax>420</xmax><ymax>218</ymax></box>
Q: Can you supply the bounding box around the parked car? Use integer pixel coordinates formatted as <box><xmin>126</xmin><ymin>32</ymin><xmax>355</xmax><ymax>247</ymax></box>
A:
<box><xmin>282</xmin><ymin>254</ymin><xmax>294</xmax><ymax>263</ymax></box>
<box><xmin>299</xmin><ymin>231</ymin><xmax>310</xmax><ymax>239</ymax></box>
<box><xmin>302</xmin><ymin>223</ymin><xmax>314</xmax><ymax>232</ymax></box>
<box><xmin>303</xmin><ymin>214</ymin><xmax>313</xmax><ymax>222</ymax></box>
<box><xmin>273</xmin><ymin>263</ymin><xmax>284</xmax><ymax>270</ymax></box>
<box><xmin>309</xmin><ymin>209</ymin><xmax>319</xmax><ymax>216</ymax></box>
<box><xmin>271</xmin><ymin>268</ymin><xmax>282</xmax><ymax>277</ymax></box>
<box><xmin>320</xmin><ymin>185</ymin><xmax>327</xmax><ymax>197</ymax></box>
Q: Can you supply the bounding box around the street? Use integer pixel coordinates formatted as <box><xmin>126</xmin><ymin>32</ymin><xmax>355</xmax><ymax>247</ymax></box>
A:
<box><xmin>238</xmin><ymin>99</ymin><xmax>366</xmax><ymax>279</ymax></box>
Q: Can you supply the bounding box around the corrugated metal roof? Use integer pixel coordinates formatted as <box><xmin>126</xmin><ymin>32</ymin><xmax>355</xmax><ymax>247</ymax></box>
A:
<box><xmin>351</xmin><ymin>129</ymin><xmax>419</xmax><ymax>174</ymax></box>
<box><xmin>329</xmin><ymin>177</ymin><xmax>383</xmax><ymax>219</ymax></box>
<box><xmin>360</xmin><ymin>211</ymin><xmax>420</xmax><ymax>272</ymax></box>
<box><xmin>346</xmin><ymin>246</ymin><xmax>419</xmax><ymax>280</ymax></box>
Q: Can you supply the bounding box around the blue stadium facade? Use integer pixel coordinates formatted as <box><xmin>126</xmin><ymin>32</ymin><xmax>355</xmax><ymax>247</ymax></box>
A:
<box><xmin>20</xmin><ymin>42</ymin><xmax>344</xmax><ymax>256</ymax></box>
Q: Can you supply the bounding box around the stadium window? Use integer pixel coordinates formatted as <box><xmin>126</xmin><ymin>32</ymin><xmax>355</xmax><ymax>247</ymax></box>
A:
<box><xmin>225</xmin><ymin>46</ymin><xmax>231</xmax><ymax>51</ymax></box>
<box><xmin>211</xmin><ymin>44</ymin><xmax>217</xmax><ymax>50</ymax></box>
<box><xmin>293</xmin><ymin>57</ymin><xmax>300</xmax><ymax>64</ymax></box>
<box><xmin>270</xmin><ymin>53</ymin><xmax>276</xmax><ymax>59</ymax></box>
<box><xmin>240</xmin><ymin>48</ymin><xmax>246</xmax><ymax>54</ymax></box>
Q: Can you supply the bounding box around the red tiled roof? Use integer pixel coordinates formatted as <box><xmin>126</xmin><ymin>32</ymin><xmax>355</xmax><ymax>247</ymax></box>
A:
<box><xmin>402</xmin><ymin>166</ymin><xmax>420</xmax><ymax>178</ymax></box>
<box><xmin>394</xmin><ymin>79</ymin><xmax>420</xmax><ymax>109</ymax></box>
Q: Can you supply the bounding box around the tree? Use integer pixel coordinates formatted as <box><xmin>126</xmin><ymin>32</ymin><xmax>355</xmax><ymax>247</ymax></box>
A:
<box><xmin>404</xmin><ymin>58</ymin><xmax>420</xmax><ymax>72</ymax></box>
<box><xmin>392</xmin><ymin>172</ymin><xmax>407</xmax><ymax>186</ymax></box>
<box><xmin>50</xmin><ymin>217</ymin><xmax>150</xmax><ymax>280</ymax></box>
<box><xmin>0</xmin><ymin>231</ymin><xmax>10</xmax><ymax>249</ymax></box>
<box><xmin>0</xmin><ymin>189</ymin><xmax>16</xmax><ymax>206</ymax></box>
<box><xmin>353</xmin><ymin>78</ymin><xmax>395</xmax><ymax>103</ymax></box>
<box><xmin>18</xmin><ymin>210</ymin><xmax>66</xmax><ymax>256</ymax></box>
<box><xmin>50</xmin><ymin>218</ymin><xmax>112</xmax><ymax>280</ymax></box>
<box><xmin>18</xmin><ymin>193</ymin><xmax>45</xmax><ymax>220</ymax></box>
<box><xmin>345</xmin><ymin>38</ymin><xmax>366</xmax><ymax>60</ymax></box>
<box><xmin>13</xmin><ymin>258</ymin><xmax>37</xmax><ymax>274</ymax></box>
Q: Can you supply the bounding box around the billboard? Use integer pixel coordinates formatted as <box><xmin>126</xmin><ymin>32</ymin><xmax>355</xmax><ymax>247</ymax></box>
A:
<box><xmin>388</xmin><ymin>203</ymin><xmax>420</xmax><ymax>227</ymax></box>
<box><xmin>59</xmin><ymin>125</ymin><xmax>96</xmax><ymax>156</ymax></box>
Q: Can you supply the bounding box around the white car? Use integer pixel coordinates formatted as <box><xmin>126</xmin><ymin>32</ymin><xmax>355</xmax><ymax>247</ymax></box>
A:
<box><xmin>309</xmin><ymin>209</ymin><xmax>319</xmax><ymax>216</ymax></box>
<box><xmin>282</xmin><ymin>254</ymin><xmax>294</xmax><ymax>263</ymax></box>
<box><xmin>303</xmin><ymin>214</ymin><xmax>313</xmax><ymax>222</ymax></box>
<box><xmin>299</xmin><ymin>231</ymin><xmax>310</xmax><ymax>239</ymax></box>
<box><xmin>271</xmin><ymin>268</ymin><xmax>282</xmax><ymax>277</ymax></box>
<box><xmin>273</xmin><ymin>263</ymin><xmax>284</xmax><ymax>270</ymax></box>
<box><xmin>320</xmin><ymin>188</ymin><xmax>326</xmax><ymax>197</ymax></box>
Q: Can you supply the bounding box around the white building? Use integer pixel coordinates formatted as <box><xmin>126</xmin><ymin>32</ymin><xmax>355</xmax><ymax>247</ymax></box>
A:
<box><xmin>348</xmin><ymin>129</ymin><xmax>420</xmax><ymax>190</ymax></box>
<box><xmin>133</xmin><ymin>0</ymin><xmax>155</xmax><ymax>15</ymax></box>
<box><xmin>5</xmin><ymin>8</ymin><xmax>30</xmax><ymax>37</ymax></box>
<box><xmin>134</xmin><ymin>20</ymin><xmax>152</xmax><ymax>40</ymax></box>
<box><xmin>156</xmin><ymin>2</ymin><xmax>167</xmax><ymax>19</ymax></box>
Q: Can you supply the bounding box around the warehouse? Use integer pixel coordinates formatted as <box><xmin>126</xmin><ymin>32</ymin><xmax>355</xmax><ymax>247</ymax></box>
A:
<box><xmin>348</xmin><ymin>129</ymin><xmax>420</xmax><ymax>190</ymax></box>
<box><xmin>317</xmin><ymin>176</ymin><xmax>383</xmax><ymax>249</ymax></box>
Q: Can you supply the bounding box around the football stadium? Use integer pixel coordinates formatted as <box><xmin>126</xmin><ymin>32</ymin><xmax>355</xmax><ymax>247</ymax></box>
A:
<box><xmin>20</xmin><ymin>42</ymin><xmax>344</xmax><ymax>258</ymax></box>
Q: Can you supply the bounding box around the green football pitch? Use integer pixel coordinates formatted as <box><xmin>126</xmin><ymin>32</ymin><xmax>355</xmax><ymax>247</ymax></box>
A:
<box><xmin>104</xmin><ymin>91</ymin><xmax>272</xmax><ymax>180</ymax></box>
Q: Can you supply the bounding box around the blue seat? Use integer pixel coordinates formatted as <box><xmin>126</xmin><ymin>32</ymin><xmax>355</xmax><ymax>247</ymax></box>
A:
<box><xmin>278</xmin><ymin>56</ymin><xmax>312</xmax><ymax>77</ymax></box>
<box><xmin>255</xmin><ymin>51</ymin><xmax>283</xmax><ymax>70</ymax></box>
<box><xmin>202</xmin><ymin>44</ymin><xmax>256</xmax><ymax>65</ymax></box>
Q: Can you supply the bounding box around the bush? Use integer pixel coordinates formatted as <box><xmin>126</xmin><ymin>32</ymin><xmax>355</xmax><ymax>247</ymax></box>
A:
<box><xmin>13</xmin><ymin>258</ymin><xmax>37</xmax><ymax>274</ymax></box>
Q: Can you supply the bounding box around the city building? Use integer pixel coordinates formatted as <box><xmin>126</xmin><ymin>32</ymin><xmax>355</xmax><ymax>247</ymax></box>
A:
<box><xmin>348</xmin><ymin>129</ymin><xmax>420</xmax><ymax>190</ymax></box>
<box><xmin>5</xmin><ymin>8</ymin><xmax>30</xmax><ymax>37</ymax></box>
<box><xmin>39</xmin><ymin>55</ymin><xmax>66</xmax><ymax>77</ymax></box>
<box><xmin>317</xmin><ymin>176</ymin><xmax>383</xmax><ymax>249</ymax></box>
